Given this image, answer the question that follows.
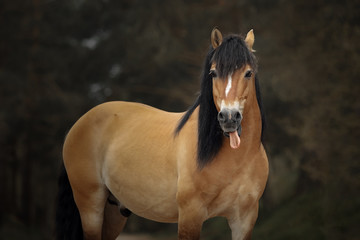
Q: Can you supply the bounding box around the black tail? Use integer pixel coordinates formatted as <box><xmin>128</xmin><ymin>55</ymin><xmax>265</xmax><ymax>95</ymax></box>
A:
<box><xmin>55</xmin><ymin>164</ymin><xmax>83</xmax><ymax>240</ymax></box>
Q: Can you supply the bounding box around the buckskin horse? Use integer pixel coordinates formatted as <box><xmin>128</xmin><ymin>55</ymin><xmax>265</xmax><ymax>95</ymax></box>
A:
<box><xmin>56</xmin><ymin>28</ymin><xmax>268</xmax><ymax>240</ymax></box>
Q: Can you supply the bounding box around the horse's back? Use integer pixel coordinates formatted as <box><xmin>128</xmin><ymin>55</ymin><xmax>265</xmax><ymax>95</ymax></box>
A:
<box><xmin>63</xmin><ymin>101</ymin><xmax>182</xmax><ymax>163</ymax></box>
<box><xmin>63</xmin><ymin>100</ymin><xmax>183</xmax><ymax>179</ymax></box>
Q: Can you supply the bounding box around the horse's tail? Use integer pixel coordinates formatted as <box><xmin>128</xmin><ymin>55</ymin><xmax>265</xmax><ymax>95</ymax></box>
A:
<box><xmin>55</xmin><ymin>164</ymin><xmax>83</xmax><ymax>240</ymax></box>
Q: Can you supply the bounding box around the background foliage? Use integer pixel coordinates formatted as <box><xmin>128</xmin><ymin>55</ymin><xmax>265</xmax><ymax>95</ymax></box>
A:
<box><xmin>0</xmin><ymin>0</ymin><xmax>359</xmax><ymax>239</ymax></box>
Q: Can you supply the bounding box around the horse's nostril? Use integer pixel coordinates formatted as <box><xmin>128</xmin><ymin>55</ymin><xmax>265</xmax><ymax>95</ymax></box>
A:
<box><xmin>218</xmin><ymin>111</ymin><xmax>226</xmax><ymax>122</ymax></box>
<box><xmin>234</xmin><ymin>111</ymin><xmax>242</xmax><ymax>121</ymax></box>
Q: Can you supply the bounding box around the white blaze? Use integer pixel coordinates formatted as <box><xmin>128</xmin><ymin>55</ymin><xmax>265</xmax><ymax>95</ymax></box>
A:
<box><xmin>225</xmin><ymin>74</ymin><xmax>232</xmax><ymax>97</ymax></box>
<box><xmin>220</xmin><ymin>100</ymin><xmax>245</xmax><ymax>113</ymax></box>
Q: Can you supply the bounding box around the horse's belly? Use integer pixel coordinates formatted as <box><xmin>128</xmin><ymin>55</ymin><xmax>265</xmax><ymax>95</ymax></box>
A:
<box><xmin>103</xmin><ymin>156</ymin><xmax>179</xmax><ymax>223</ymax></box>
<box><xmin>121</xmin><ymin>191</ymin><xmax>179</xmax><ymax>223</ymax></box>
<box><xmin>108</xmin><ymin>177</ymin><xmax>179</xmax><ymax>223</ymax></box>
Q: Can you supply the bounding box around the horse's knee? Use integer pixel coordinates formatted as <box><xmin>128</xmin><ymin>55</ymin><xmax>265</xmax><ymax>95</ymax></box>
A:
<box><xmin>178</xmin><ymin>223</ymin><xmax>202</xmax><ymax>240</ymax></box>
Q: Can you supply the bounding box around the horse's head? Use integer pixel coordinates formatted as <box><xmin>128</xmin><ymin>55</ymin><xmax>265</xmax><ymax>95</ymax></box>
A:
<box><xmin>210</xmin><ymin>28</ymin><xmax>257</xmax><ymax>149</ymax></box>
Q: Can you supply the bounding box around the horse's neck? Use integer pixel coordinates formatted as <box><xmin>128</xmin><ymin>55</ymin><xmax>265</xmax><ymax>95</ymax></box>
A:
<box><xmin>240</xmin><ymin>93</ymin><xmax>262</xmax><ymax>151</ymax></box>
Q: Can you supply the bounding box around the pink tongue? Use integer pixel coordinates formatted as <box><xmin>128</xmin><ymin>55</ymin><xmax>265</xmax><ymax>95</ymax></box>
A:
<box><xmin>229</xmin><ymin>131</ymin><xmax>241</xmax><ymax>149</ymax></box>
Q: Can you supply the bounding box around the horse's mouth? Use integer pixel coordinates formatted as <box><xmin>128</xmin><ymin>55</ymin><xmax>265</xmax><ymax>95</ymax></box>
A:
<box><xmin>222</xmin><ymin>126</ymin><xmax>242</xmax><ymax>149</ymax></box>
<box><xmin>222</xmin><ymin>123</ymin><xmax>242</xmax><ymax>136</ymax></box>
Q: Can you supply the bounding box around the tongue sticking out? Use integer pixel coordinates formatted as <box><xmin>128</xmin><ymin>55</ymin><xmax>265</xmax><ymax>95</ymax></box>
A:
<box><xmin>229</xmin><ymin>131</ymin><xmax>241</xmax><ymax>149</ymax></box>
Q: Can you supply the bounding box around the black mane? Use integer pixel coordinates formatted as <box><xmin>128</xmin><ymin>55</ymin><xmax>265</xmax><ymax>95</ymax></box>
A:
<box><xmin>175</xmin><ymin>34</ymin><xmax>264</xmax><ymax>168</ymax></box>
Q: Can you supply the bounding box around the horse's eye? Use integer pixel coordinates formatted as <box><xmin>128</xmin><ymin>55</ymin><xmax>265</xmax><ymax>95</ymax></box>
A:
<box><xmin>245</xmin><ymin>70</ymin><xmax>253</xmax><ymax>79</ymax></box>
<box><xmin>209</xmin><ymin>70</ymin><xmax>217</xmax><ymax>78</ymax></box>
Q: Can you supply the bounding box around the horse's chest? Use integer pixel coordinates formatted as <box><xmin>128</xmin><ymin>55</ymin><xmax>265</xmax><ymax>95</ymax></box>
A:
<box><xmin>199</xmin><ymin>164</ymin><xmax>264</xmax><ymax>217</ymax></box>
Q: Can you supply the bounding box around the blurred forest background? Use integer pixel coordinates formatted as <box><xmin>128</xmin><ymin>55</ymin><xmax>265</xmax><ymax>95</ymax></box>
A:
<box><xmin>0</xmin><ymin>0</ymin><xmax>359</xmax><ymax>239</ymax></box>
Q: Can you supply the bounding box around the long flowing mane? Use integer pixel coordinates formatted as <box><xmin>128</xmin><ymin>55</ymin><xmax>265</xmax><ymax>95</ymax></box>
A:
<box><xmin>175</xmin><ymin>34</ymin><xmax>265</xmax><ymax>168</ymax></box>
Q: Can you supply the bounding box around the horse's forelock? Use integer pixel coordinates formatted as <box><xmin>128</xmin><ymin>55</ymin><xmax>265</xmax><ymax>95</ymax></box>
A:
<box><xmin>212</xmin><ymin>35</ymin><xmax>258</xmax><ymax>79</ymax></box>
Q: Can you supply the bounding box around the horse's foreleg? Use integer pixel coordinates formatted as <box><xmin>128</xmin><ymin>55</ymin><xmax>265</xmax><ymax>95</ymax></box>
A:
<box><xmin>228</xmin><ymin>203</ymin><xmax>259</xmax><ymax>240</ymax></box>
<box><xmin>177</xmin><ymin>196</ymin><xmax>206</xmax><ymax>240</ymax></box>
<box><xmin>178</xmin><ymin>210</ymin><xmax>204</xmax><ymax>239</ymax></box>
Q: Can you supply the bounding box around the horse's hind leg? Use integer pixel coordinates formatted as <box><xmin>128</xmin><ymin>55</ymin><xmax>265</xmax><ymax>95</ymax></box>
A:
<box><xmin>102</xmin><ymin>201</ymin><xmax>128</xmax><ymax>240</ymax></box>
<box><xmin>73</xmin><ymin>186</ymin><xmax>107</xmax><ymax>240</ymax></box>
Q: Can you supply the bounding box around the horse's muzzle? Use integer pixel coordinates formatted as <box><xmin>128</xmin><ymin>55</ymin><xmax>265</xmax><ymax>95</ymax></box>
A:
<box><xmin>217</xmin><ymin>108</ymin><xmax>242</xmax><ymax>136</ymax></box>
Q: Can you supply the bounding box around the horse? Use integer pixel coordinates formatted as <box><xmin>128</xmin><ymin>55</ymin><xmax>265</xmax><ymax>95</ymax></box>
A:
<box><xmin>56</xmin><ymin>28</ymin><xmax>268</xmax><ymax>240</ymax></box>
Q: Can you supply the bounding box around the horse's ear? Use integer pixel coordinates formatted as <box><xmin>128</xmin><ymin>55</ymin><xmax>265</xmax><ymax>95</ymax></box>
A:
<box><xmin>211</xmin><ymin>28</ymin><xmax>223</xmax><ymax>49</ymax></box>
<box><xmin>245</xmin><ymin>29</ymin><xmax>256</xmax><ymax>52</ymax></box>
